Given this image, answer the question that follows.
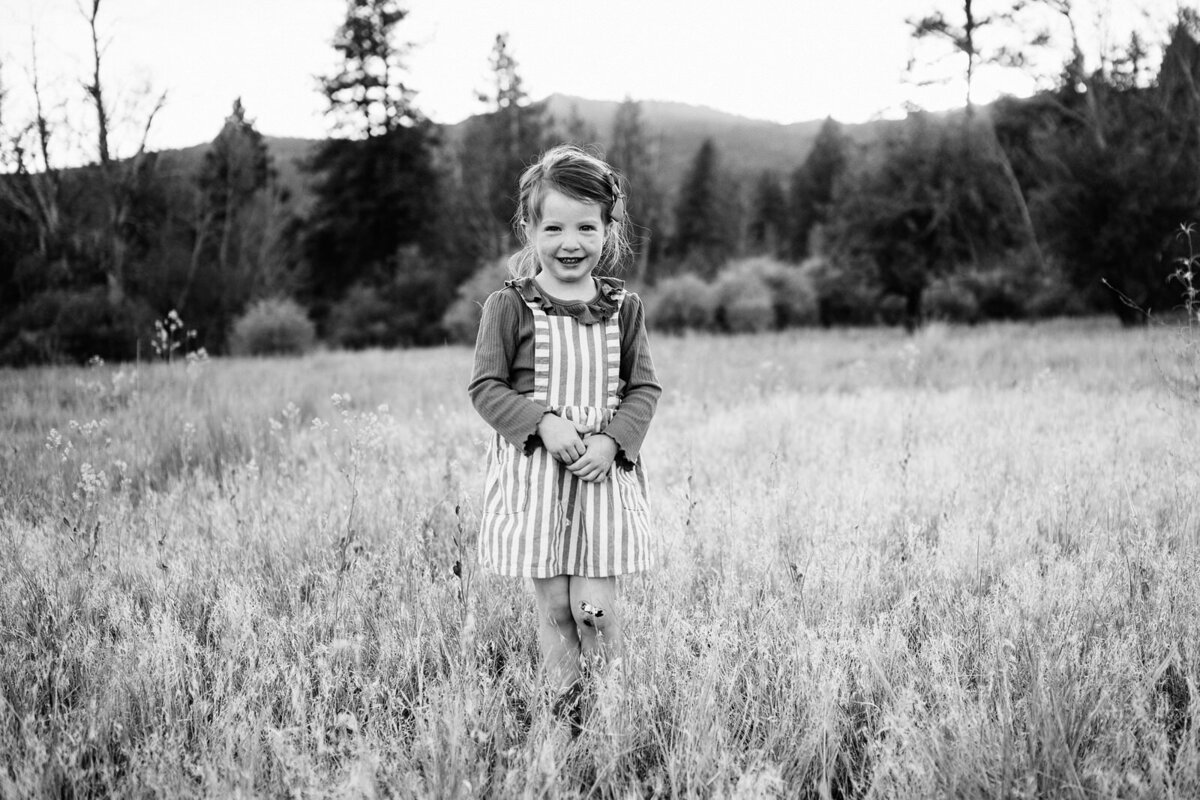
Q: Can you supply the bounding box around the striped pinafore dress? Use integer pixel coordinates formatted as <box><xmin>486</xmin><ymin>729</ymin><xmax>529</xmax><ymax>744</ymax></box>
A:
<box><xmin>478</xmin><ymin>290</ymin><xmax>653</xmax><ymax>578</ymax></box>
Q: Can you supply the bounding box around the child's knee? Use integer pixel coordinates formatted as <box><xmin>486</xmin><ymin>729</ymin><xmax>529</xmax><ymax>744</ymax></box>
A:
<box><xmin>533</xmin><ymin>578</ymin><xmax>575</xmax><ymax>628</ymax></box>
<box><xmin>571</xmin><ymin>597</ymin><xmax>617</xmax><ymax>634</ymax></box>
<box><xmin>543</xmin><ymin>601</ymin><xmax>575</xmax><ymax>629</ymax></box>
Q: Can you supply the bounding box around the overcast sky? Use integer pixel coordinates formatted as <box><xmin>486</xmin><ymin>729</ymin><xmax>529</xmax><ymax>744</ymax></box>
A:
<box><xmin>0</xmin><ymin>0</ymin><xmax>1176</xmax><ymax>158</ymax></box>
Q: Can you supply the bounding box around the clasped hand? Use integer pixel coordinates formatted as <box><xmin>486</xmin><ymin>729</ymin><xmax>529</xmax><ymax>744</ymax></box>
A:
<box><xmin>537</xmin><ymin>412</ymin><xmax>617</xmax><ymax>483</ymax></box>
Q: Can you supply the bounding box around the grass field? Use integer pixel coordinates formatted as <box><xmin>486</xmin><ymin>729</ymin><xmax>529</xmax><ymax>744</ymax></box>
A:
<box><xmin>2</xmin><ymin>319</ymin><xmax>1200</xmax><ymax>798</ymax></box>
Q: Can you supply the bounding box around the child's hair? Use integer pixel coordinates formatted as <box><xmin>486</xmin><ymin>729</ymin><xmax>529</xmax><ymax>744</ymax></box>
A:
<box><xmin>508</xmin><ymin>144</ymin><xmax>633</xmax><ymax>279</ymax></box>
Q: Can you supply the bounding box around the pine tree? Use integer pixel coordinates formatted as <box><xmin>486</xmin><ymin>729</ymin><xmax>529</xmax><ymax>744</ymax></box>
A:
<box><xmin>458</xmin><ymin>33</ymin><xmax>551</xmax><ymax>258</ymax></box>
<box><xmin>199</xmin><ymin>99</ymin><xmax>271</xmax><ymax>267</ymax></box>
<box><xmin>177</xmin><ymin>99</ymin><xmax>299</xmax><ymax>350</ymax></box>
<box><xmin>747</xmin><ymin>171</ymin><xmax>788</xmax><ymax>258</ymax></box>
<box><xmin>1159</xmin><ymin>9</ymin><xmax>1200</xmax><ymax>147</ymax></box>
<box><xmin>671</xmin><ymin>138</ymin><xmax>733</xmax><ymax>279</ymax></box>
<box><xmin>608</xmin><ymin>98</ymin><xmax>648</xmax><ymax>190</ymax></box>
<box><xmin>608</xmin><ymin>97</ymin><xmax>665</xmax><ymax>281</ymax></box>
<box><xmin>304</xmin><ymin>0</ymin><xmax>440</xmax><ymax>322</ymax></box>
<box><xmin>788</xmin><ymin>117</ymin><xmax>848</xmax><ymax>260</ymax></box>
<box><xmin>560</xmin><ymin>103</ymin><xmax>597</xmax><ymax>145</ymax></box>
<box><xmin>320</xmin><ymin>0</ymin><xmax>417</xmax><ymax>138</ymax></box>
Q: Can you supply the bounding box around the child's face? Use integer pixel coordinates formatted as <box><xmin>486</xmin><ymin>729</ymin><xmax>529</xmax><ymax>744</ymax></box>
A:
<box><xmin>527</xmin><ymin>188</ymin><xmax>606</xmax><ymax>292</ymax></box>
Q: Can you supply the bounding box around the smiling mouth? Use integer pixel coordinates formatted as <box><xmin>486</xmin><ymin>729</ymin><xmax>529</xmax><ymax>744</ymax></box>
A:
<box><xmin>557</xmin><ymin>257</ymin><xmax>584</xmax><ymax>266</ymax></box>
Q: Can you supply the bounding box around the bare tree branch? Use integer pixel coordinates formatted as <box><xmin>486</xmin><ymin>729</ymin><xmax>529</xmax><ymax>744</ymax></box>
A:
<box><xmin>135</xmin><ymin>90</ymin><xmax>168</xmax><ymax>156</ymax></box>
<box><xmin>29</xmin><ymin>32</ymin><xmax>56</xmax><ymax>176</ymax></box>
<box><xmin>80</xmin><ymin>0</ymin><xmax>111</xmax><ymax>165</ymax></box>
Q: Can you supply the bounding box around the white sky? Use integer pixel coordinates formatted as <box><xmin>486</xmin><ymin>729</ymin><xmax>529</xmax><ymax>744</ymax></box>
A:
<box><xmin>0</xmin><ymin>0</ymin><xmax>1179</xmax><ymax>160</ymax></box>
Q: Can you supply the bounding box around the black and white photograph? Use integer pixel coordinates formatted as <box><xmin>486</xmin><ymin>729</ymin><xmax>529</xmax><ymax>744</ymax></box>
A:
<box><xmin>2</xmin><ymin>0</ymin><xmax>1199</xmax><ymax>796</ymax></box>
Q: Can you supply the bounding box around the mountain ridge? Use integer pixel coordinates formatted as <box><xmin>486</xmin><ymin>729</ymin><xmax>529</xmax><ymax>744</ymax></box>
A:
<box><xmin>154</xmin><ymin>94</ymin><xmax>901</xmax><ymax>214</ymax></box>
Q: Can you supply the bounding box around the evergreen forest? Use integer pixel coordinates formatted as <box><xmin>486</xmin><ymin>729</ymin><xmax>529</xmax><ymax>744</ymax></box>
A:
<box><xmin>2</xmin><ymin>0</ymin><xmax>1199</xmax><ymax>365</ymax></box>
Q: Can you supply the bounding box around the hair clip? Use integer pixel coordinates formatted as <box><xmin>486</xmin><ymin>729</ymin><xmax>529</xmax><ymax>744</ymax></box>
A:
<box><xmin>610</xmin><ymin>197</ymin><xmax>626</xmax><ymax>223</ymax></box>
<box><xmin>607</xmin><ymin>171</ymin><xmax>625</xmax><ymax>223</ymax></box>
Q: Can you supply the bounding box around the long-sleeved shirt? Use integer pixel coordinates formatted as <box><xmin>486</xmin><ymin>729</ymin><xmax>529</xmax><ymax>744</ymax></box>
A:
<box><xmin>468</xmin><ymin>276</ymin><xmax>661</xmax><ymax>465</ymax></box>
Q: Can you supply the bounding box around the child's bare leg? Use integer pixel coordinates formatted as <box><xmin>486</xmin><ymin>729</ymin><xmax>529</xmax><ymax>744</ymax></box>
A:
<box><xmin>531</xmin><ymin>576</ymin><xmax>582</xmax><ymax>691</ymax></box>
<box><xmin>569</xmin><ymin>576</ymin><xmax>622</xmax><ymax>672</ymax></box>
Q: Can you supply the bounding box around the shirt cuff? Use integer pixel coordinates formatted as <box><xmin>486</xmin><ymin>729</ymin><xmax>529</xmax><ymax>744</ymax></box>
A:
<box><xmin>602</xmin><ymin>419</ymin><xmax>643</xmax><ymax>467</ymax></box>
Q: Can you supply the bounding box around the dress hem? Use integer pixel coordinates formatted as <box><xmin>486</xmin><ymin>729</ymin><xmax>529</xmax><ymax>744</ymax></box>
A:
<box><xmin>476</xmin><ymin>562</ymin><xmax>655</xmax><ymax>579</ymax></box>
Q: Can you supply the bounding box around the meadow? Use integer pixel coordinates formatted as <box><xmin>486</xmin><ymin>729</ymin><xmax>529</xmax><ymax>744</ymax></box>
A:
<box><xmin>2</xmin><ymin>319</ymin><xmax>1199</xmax><ymax>798</ymax></box>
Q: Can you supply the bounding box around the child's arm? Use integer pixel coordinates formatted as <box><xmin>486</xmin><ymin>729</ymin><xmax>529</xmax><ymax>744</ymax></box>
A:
<box><xmin>602</xmin><ymin>293</ymin><xmax>661</xmax><ymax>467</ymax></box>
<box><xmin>469</xmin><ymin>290</ymin><xmax>585</xmax><ymax>460</ymax></box>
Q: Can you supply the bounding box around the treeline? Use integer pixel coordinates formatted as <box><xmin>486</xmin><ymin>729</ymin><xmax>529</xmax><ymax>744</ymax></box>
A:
<box><xmin>1</xmin><ymin>1</ymin><xmax>1199</xmax><ymax>365</ymax></box>
<box><xmin>395</xmin><ymin>2</ymin><xmax>1200</xmax><ymax>340</ymax></box>
<box><xmin>621</xmin><ymin>5</ymin><xmax>1200</xmax><ymax>332</ymax></box>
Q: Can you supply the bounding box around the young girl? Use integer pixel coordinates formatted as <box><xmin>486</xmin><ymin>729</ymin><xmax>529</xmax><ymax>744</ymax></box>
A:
<box><xmin>468</xmin><ymin>145</ymin><xmax>660</xmax><ymax>717</ymax></box>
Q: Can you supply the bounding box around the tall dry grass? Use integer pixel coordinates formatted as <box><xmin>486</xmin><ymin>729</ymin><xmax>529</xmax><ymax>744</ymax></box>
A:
<box><xmin>2</xmin><ymin>319</ymin><xmax>1199</xmax><ymax>798</ymax></box>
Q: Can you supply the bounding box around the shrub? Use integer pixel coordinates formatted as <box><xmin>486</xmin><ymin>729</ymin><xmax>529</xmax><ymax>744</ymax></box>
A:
<box><xmin>327</xmin><ymin>285</ymin><xmax>395</xmax><ymax>350</ymax></box>
<box><xmin>673</xmin><ymin>251</ymin><xmax>724</xmax><ymax>282</ymax></box>
<box><xmin>722</xmin><ymin>257</ymin><xmax>819</xmax><ymax>328</ymax></box>
<box><xmin>923</xmin><ymin>277</ymin><xmax>981</xmax><ymax>323</ymax></box>
<box><xmin>441</xmin><ymin>258</ymin><xmax>511</xmax><ymax>344</ymax></box>
<box><xmin>326</xmin><ymin>246</ymin><xmax>456</xmax><ymax>348</ymax></box>
<box><xmin>0</xmin><ymin>329</ymin><xmax>57</xmax><ymax>367</ymax></box>
<box><xmin>766</xmin><ymin>265</ymin><xmax>820</xmax><ymax>328</ymax></box>
<box><xmin>0</xmin><ymin>291</ymin><xmax>65</xmax><ymax>366</ymax></box>
<box><xmin>961</xmin><ymin>267</ymin><xmax>1028</xmax><ymax>320</ymax></box>
<box><xmin>713</xmin><ymin>268</ymin><xmax>773</xmax><ymax>334</ymax></box>
<box><xmin>59</xmin><ymin>290</ymin><xmax>156</xmax><ymax>362</ymax></box>
<box><xmin>1026</xmin><ymin>281</ymin><xmax>1087</xmax><ymax>319</ymax></box>
<box><xmin>800</xmin><ymin>256</ymin><xmax>881</xmax><ymax>325</ymax></box>
<box><xmin>0</xmin><ymin>288</ymin><xmax>154</xmax><ymax>365</ymax></box>
<box><xmin>877</xmin><ymin>294</ymin><xmax>909</xmax><ymax>326</ymax></box>
<box><xmin>644</xmin><ymin>274</ymin><xmax>717</xmax><ymax>333</ymax></box>
<box><xmin>229</xmin><ymin>297</ymin><xmax>315</xmax><ymax>356</ymax></box>
<box><xmin>1025</xmin><ymin>263</ymin><xmax>1087</xmax><ymax>319</ymax></box>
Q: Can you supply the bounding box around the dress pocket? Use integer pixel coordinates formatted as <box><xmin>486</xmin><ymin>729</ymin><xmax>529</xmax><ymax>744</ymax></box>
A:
<box><xmin>614</xmin><ymin>463</ymin><xmax>648</xmax><ymax>512</ymax></box>
<box><xmin>487</xmin><ymin>439</ymin><xmax>530</xmax><ymax>515</ymax></box>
